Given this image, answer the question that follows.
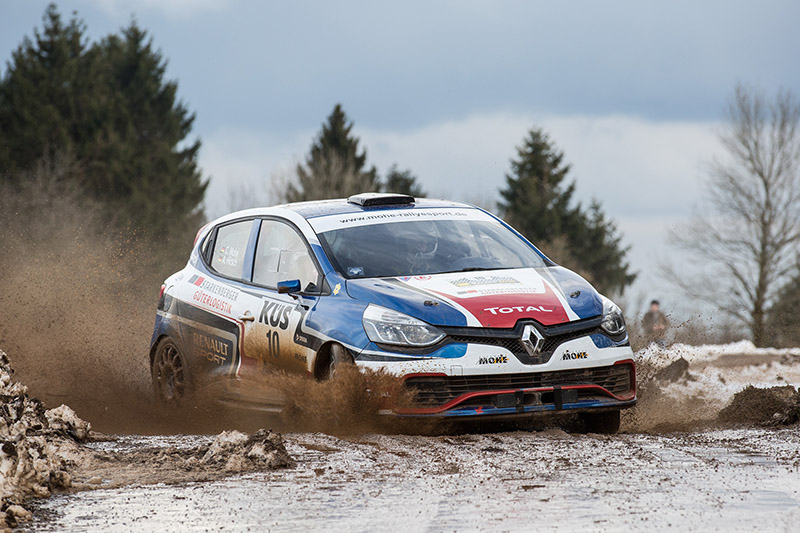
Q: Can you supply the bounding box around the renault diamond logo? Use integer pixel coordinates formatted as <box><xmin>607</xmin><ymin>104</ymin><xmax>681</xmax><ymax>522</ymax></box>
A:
<box><xmin>521</xmin><ymin>324</ymin><xmax>544</xmax><ymax>356</ymax></box>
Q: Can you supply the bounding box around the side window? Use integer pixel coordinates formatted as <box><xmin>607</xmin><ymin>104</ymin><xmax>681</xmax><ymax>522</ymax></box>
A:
<box><xmin>253</xmin><ymin>220</ymin><xmax>319</xmax><ymax>291</ymax></box>
<box><xmin>201</xmin><ymin>232</ymin><xmax>214</xmax><ymax>263</ymax></box>
<box><xmin>210</xmin><ymin>220</ymin><xmax>253</xmax><ymax>279</ymax></box>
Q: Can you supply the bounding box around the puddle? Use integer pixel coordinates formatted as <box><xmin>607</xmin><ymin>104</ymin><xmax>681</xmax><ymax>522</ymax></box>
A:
<box><xmin>21</xmin><ymin>428</ymin><xmax>800</xmax><ymax>532</ymax></box>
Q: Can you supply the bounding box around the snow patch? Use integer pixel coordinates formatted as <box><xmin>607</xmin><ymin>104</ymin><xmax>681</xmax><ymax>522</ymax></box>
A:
<box><xmin>0</xmin><ymin>349</ymin><xmax>90</xmax><ymax>528</ymax></box>
<box><xmin>629</xmin><ymin>342</ymin><xmax>800</xmax><ymax>431</ymax></box>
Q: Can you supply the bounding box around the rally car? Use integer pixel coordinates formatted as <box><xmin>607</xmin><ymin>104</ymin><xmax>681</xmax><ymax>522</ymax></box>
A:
<box><xmin>149</xmin><ymin>193</ymin><xmax>635</xmax><ymax>433</ymax></box>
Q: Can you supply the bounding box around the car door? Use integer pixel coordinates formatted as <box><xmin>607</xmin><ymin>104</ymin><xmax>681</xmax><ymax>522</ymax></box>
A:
<box><xmin>177</xmin><ymin>218</ymin><xmax>258</xmax><ymax>383</ymax></box>
<box><xmin>239</xmin><ymin>218</ymin><xmax>322</xmax><ymax>375</ymax></box>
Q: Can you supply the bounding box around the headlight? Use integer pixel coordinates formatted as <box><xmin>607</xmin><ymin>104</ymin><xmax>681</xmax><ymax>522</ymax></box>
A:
<box><xmin>600</xmin><ymin>296</ymin><xmax>626</xmax><ymax>336</ymax></box>
<box><xmin>362</xmin><ymin>304</ymin><xmax>445</xmax><ymax>347</ymax></box>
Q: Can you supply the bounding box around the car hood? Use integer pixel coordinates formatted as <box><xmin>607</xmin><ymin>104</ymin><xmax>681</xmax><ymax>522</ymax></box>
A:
<box><xmin>345</xmin><ymin>267</ymin><xmax>602</xmax><ymax>328</ymax></box>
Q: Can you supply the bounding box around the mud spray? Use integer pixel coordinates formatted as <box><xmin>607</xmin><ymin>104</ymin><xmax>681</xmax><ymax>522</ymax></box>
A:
<box><xmin>0</xmin><ymin>189</ymin><xmax>428</xmax><ymax>437</ymax></box>
<box><xmin>0</xmin><ymin>186</ymin><xmax>798</xmax><ymax>438</ymax></box>
<box><xmin>2</xmin><ymin>220</ymin><xmax>799</xmax><ymax>437</ymax></box>
<box><xmin>0</xmin><ymin>348</ymin><xmax>294</xmax><ymax>528</ymax></box>
<box><xmin>625</xmin><ymin>342</ymin><xmax>800</xmax><ymax>432</ymax></box>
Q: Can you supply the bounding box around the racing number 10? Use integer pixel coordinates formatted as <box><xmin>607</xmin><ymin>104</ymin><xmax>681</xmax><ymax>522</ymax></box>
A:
<box><xmin>266</xmin><ymin>330</ymin><xmax>280</xmax><ymax>359</ymax></box>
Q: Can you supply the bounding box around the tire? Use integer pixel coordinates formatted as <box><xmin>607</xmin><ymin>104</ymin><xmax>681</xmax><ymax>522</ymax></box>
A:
<box><xmin>580</xmin><ymin>410</ymin><xmax>621</xmax><ymax>434</ymax></box>
<box><xmin>325</xmin><ymin>343</ymin><xmax>354</xmax><ymax>380</ymax></box>
<box><xmin>151</xmin><ymin>338</ymin><xmax>191</xmax><ymax>407</ymax></box>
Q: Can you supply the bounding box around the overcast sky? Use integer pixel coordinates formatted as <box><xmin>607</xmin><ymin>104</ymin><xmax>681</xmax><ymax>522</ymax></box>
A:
<box><xmin>3</xmin><ymin>0</ymin><xmax>799</xmax><ymax>319</ymax></box>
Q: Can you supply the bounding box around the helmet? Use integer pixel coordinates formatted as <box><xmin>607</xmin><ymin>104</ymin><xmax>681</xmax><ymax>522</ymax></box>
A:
<box><xmin>397</xmin><ymin>222</ymin><xmax>439</xmax><ymax>265</ymax></box>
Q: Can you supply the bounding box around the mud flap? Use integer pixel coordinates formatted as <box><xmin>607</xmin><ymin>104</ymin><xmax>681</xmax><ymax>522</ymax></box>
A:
<box><xmin>553</xmin><ymin>387</ymin><xmax>579</xmax><ymax>410</ymax></box>
<box><xmin>495</xmin><ymin>391</ymin><xmax>526</xmax><ymax>413</ymax></box>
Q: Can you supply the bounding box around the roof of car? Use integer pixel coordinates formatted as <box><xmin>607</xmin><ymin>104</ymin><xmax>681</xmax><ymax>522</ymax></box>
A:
<box><xmin>213</xmin><ymin>197</ymin><xmax>474</xmax><ymax>222</ymax></box>
<box><xmin>286</xmin><ymin>196</ymin><xmax>471</xmax><ymax>219</ymax></box>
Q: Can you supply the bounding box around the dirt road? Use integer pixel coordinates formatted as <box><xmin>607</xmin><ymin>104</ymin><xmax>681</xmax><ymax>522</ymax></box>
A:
<box><xmin>23</xmin><ymin>426</ymin><xmax>800</xmax><ymax>532</ymax></box>
<box><xmin>5</xmin><ymin>342</ymin><xmax>799</xmax><ymax>531</ymax></box>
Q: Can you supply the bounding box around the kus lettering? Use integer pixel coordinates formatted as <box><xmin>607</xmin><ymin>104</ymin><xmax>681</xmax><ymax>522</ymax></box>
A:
<box><xmin>259</xmin><ymin>300</ymin><xmax>291</xmax><ymax>330</ymax></box>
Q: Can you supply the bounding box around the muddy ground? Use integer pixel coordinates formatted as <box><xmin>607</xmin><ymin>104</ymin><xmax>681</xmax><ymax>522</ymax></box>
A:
<box><xmin>21</xmin><ymin>428</ymin><xmax>800</xmax><ymax>532</ymax></box>
<box><xmin>4</xmin><ymin>183</ymin><xmax>798</xmax><ymax>531</ymax></box>
<box><xmin>9</xmin><ymin>345</ymin><xmax>800</xmax><ymax>532</ymax></box>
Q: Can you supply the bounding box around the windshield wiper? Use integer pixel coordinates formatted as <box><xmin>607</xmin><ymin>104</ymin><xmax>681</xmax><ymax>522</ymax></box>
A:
<box><xmin>450</xmin><ymin>266</ymin><xmax>508</xmax><ymax>273</ymax></box>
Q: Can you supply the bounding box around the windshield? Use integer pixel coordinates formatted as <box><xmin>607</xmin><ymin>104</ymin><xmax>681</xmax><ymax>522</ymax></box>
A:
<box><xmin>318</xmin><ymin>217</ymin><xmax>548</xmax><ymax>278</ymax></box>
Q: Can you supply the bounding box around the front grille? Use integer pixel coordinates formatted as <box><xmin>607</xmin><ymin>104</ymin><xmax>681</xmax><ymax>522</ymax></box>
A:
<box><xmin>405</xmin><ymin>364</ymin><xmax>632</xmax><ymax>407</ymax></box>
<box><xmin>448</xmin><ymin>325</ymin><xmax>603</xmax><ymax>365</ymax></box>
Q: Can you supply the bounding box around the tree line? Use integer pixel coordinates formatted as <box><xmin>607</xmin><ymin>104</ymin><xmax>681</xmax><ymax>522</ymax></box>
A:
<box><xmin>4</xmin><ymin>5</ymin><xmax>798</xmax><ymax>345</ymax></box>
<box><xmin>0</xmin><ymin>4</ymin><xmax>635</xmax><ymax>298</ymax></box>
<box><xmin>286</xmin><ymin>103</ymin><xmax>636</xmax><ymax>296</ymax></box>
<box><xmin>0</xmin><ymin>4</ymin><xmax>206</xmax><ymax>244</ymax></box>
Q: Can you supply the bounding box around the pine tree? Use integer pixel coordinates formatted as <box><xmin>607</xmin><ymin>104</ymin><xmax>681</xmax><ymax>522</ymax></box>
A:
<box><xmin>766</xmin><ymin>272</ymin><xmax>800</xmax><ymax>347</ymax></box>
<box><xmin>0</xmin><ymin>5</ymin><xmax>206</xmax><ymax>238</ymax></box>
<box><xmin>499</xmin><ymin>128</ymin><xmax>636</xmax><ymax>295</ymax></box>
<box><xmin>499</xmin><ymin>129</ymin><xmax>581</xmax><ymax>240</ymax></box>
<box><xmin>87</xmin><ymin>21</ymin><xmax>206</xmax><ymax>234</ymax></box>
<box><xmin>287</xmin><ymin>104</ymin><xmax>379</xmax><ymax>202</ymax></box>
<box><xmin>383</xmin><ymin>164</ymin><xmax>425</xmax><ymax>197</ymax></box>
<box><xmin>575</xmin><ymin>201</ymin><xmax>636</xmax><ymax>294</ymax></box>
<box><xmin>0</xmin><ymin>4</ymin><xmax>99</xmax><ymax>176</ymax></box>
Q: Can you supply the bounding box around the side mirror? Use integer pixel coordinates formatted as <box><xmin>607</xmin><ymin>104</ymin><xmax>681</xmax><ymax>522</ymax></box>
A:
<box><xmin>277</xmin><ymin>279</ymin><xmax>302</xmax><ymax>295</ymax></box>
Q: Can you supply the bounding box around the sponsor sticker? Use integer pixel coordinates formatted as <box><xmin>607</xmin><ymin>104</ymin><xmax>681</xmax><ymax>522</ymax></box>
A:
<box><xmin>400</xmin><ymin>275</ymin><xmax>433</xmax><ymax>282</ymax></box>
<box><xmin>258</xmin><ymin>299</ymin><xmax>292</xmax><ymax>330</ymax></box>
<box><xmin>450</xmin><ymin>275</ymin><xmax>519</xmax><ymax>288</ymax></box>
<box><xmin>308</xmin><ymin>207</ymin><xmax>494</xmax><ymax>233</ymax></box>
<box><xmin>478</xmin><ymin>355</ymin><xmax>509</xmax><ymax>365</ymax></box>
<box><xmin>191</xmin><ymin>331</ymin><xmax>234</xmax><ymax>366</ymax></box>
<box><xmin>484</xmin><ymin>305</ymin><xmax>555</xmax><ymax>315</ymax></box>
<box><xmin>397</xmin><ymin>269</ymin><xmax>545</xmax><ymax>300</ymax></box>
<box><xmin>217</xmin><ymin>246</ymin><xmax>241</xmax><ymax>267</ymax></box>
<box><xmin>192</xmin><ymin>290</ymin><xmax>233</xmax><ymax>314</ymax></box>
<box><xmin>562</xmin><ymin>350</ymin><xmax>589</xmax><ymax>360</ymax></box>
<box><xmin>188</xmin><ymin>275</ymin><xmax>239</xmax><ymax>302</ymax></box>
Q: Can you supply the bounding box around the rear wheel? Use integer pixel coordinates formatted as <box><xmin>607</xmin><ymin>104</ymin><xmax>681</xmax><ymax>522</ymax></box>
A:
<box><xmin>580</xmin><ymin>410</ymin><xmax>621</xmax><ymax>434</ymax></box>
<box><xmin>152</xmin><ymin>338</ymin><xmax>191</xmax><ymax>407</ymax></box>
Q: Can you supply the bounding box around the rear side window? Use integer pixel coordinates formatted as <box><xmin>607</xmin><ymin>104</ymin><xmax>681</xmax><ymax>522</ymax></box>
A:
<box><xmin>210</xmin><ymin>220</ymin><xmax>252</xmax><ymax>279</ymax></box>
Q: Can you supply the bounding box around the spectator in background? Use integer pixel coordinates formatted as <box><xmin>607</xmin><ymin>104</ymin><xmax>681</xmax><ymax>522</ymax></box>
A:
<box><xmin>642</xmin><ymin>300</ymin><xmax>669</xmax><ymax>346</ymax></box>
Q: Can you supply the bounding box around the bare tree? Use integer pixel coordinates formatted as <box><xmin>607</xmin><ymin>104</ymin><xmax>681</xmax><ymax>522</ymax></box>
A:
<box><xmin>668</xmin><ymin>84</ymin><xmax>800</xmax><ymax>346</ymax></box>
<box><xmin>223</xmin><ymin>167</ymin><xmax>297</xmax><ymax>213</ymax></box>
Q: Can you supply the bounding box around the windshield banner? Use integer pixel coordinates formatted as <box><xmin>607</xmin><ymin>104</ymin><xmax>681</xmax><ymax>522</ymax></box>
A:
<box><xmin>307</xmin><ymin>208</ymin><xmax>494</xmax><ymax>233</ymax></box>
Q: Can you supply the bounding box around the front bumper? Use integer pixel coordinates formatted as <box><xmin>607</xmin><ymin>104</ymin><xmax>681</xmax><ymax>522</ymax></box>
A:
<box><xmin>356</xmin><ymin>331</ymin><xmax>636</xmax><ymax>418</ymax></box>
<box><xmin>398</xmin><ymin>360</ymin><xmax>635</xmax><ymax>417</ymax></box>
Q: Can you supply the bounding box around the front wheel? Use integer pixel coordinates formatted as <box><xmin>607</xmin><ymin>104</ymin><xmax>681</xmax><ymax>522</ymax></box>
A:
<box><xmin>151</xmin><ymin>338</ymin><xmax>191</xmax><ymax>407</ymax></box>
<box><xmin>579</xmin><ymin>410</ymin><xmax>621</xmax><ymax>434</ymax></box>
<box><xmin>326</xmin><ymin>343</ymin><xmax>355</xmax><ymax>380</ymax></box>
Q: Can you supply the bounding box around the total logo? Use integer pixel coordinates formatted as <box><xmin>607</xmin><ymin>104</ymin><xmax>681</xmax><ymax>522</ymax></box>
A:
<box><xmin>484</xmin><ymin>305</ymin><xmax>554</xmax><ymax>315</ymax></box>
<box><xmin>562</xmin><ymin>350</ymin><xmax>589</xmax><ymax>360</ymax></box>
<box><xmin>478</xmin><ymin>355</ymin><xmax>509</xmax><ymax>365</ymax></box>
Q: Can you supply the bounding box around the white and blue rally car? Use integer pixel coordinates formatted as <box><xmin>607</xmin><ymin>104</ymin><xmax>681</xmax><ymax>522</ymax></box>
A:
<box><xmin>150</xmin><ymin>193</ymin><xmax>635</xmax><ymax>432</ymax></box>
